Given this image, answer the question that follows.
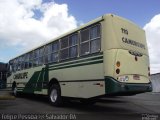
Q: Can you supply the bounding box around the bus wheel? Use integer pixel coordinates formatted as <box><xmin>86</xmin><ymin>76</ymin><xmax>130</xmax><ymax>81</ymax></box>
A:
<box><xmin>12</xmin><ymin>84</ymin><xmax>17</xmax><ymax>96</ymax></box>
<box><xmin>13</xmin><ymin>87</ymin><xmax>17</xmax><ymax>96</ymax></box>
<box><xmin>49</xmin><ymin>84</ymin><xmax>62</xmax><ymax>106</ymax></box>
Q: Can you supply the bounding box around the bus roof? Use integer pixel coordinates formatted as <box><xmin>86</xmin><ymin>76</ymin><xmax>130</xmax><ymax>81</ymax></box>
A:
<box><xmin>9</xmin><ymin>14</ymin><xmax>143</xmax><ymax>61</ymax></box>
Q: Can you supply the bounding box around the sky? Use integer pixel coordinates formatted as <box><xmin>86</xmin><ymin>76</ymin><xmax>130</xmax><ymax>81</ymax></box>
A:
<box><xmin>0</xmin><ymin>0</ymin><xmax>160</xmax><ymax>74</ymax></box>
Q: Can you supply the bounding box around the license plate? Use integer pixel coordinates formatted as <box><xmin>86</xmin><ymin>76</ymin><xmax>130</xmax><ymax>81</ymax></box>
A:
<box><xmin>133</xmin><ymin>75</ymin><xmax>140</xmax><ymax>80</ymax></box>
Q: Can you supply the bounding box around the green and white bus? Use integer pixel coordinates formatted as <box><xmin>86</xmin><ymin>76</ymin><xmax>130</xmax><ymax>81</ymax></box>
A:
<box><xmin>7</xmin><ymin>14</ymin><xmax>152</xmax><ymax>106</ymax></box>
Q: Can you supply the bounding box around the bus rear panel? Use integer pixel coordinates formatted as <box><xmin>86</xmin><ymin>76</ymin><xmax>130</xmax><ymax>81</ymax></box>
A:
<box><xmin>103</xmin><ymin>14</ymin><xmax>152</xmax><ymax>95</ymax></box>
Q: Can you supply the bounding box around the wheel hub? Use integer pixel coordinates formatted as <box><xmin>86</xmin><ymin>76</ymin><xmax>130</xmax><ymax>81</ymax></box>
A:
<box><xmin>50</xmin><ymin>89</ymin><xmax>58</xmax><ymax>103</ymax></box>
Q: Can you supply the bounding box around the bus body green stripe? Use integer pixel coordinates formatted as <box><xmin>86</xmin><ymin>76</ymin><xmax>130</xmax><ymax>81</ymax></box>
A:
<box><xmin>22</xmin><ymin>67</ymin><xmax>49</xmax><ymax>93</ymax></box>
<box><xmin>49</xmin><ymin>54</ymin><xmax>103</xmax><ymax>69</ymax></box>
<box><xmin>20</xmin><ymin>54</ymin><xmax>103</xmax><ymax>94</ymax></box>
<box><xmin>23</xmin><ymin>71</ymin><xmax>40</xmax><ymax>93</ymax></box>
<box><xmin>49</xmin><ymin>60</ymin><xmax>103</xmax><ymax>71</ymax></box>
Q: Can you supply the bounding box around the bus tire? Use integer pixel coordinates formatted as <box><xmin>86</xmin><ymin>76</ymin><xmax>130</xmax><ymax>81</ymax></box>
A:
<box><xmin>49</xmin><ymin>84</ymin><xmax>62</xmax><ymax>106</ymax></box>
<box><xmin>12</xmin><ymin>84</ymin><xmax>17</xmax><ymax>97</ymax></box>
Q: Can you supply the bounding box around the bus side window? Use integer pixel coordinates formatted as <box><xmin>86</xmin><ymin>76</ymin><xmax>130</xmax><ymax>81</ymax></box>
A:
<box><xmin>24</xmin><ymin>53</ymin><xmax>29</xmax><ymax>69</ymax></box>
<box><xmin>29</xmin><ymin>52</ymin><xmax>33</xmax><ymax>68</ymax></box>
<box><xmin>9</xmin><ymin>60</ymin><xmax>13</xmax><ymax>73</ymax></box>
<box><xmin>51</xmin><ymin>41</ymin><xmax>59</xmax><ymax>62</ymax></box>
<box><xmin>90</xmin><ymin>24</ymin><xmax>101</xmax><ymax>53</ymax></box>
<box><xmin>17</xmin><ymin>57</ymin><xmax>21</xmax><ymax>71</ymax></box>
<box><xmin>45</xmin><ymin>44</ymin><xmax>52</xmax><ymax>63</ymax></box>
<box><xmin>80</xmin><ymin>29</ymin><xmax>90</xmax><ymax>55</ymax></box>
<box><xmin>80</xmin><ymin>24</ymin><xmax>101</xmax><ymax>56</ymax></box>
<box><xmin>39</xmin><ymin>47</ymin><xmax>44</xmax><ymax>65</ymax></box>
<box><xmin>60</xmin><ymin>37</ymin><xmax>69</xmax><ymax>60</ymax></box>
<box><xmin>13</xmin><ymin>59</ymin><xmax>17</xmax><ymax>72</ymax></box>
<box><xmin>21</xmin><ymin>55</ymin><xmax>25</xmax><ymax>70</ymax></box>
<box><xmin>69</xmin><ymin>33</ymin><xmax>78</xmax><ymax>58</ymax></box>
<box><xmin>32</xmin><ymin>49</ymin><xmax>39</xmax><ymax>67</ymax></box>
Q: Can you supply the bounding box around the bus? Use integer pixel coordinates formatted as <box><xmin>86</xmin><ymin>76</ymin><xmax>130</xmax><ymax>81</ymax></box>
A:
<box><xmin>7</xmin><ymin>14</ymin><xmax>152</xmax><ymax>106</ymax></box>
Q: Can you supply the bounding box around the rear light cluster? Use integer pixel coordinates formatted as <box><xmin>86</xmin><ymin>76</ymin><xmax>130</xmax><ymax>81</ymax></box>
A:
<box><xmin>116</xmin><ymin>61</ymin><xmax>120</xmax><ymax>74</ymax></box>
<box><xmin>116</xmin><ymin>61</ymin><xmax>129</xmax><ymax>82</ymax></box>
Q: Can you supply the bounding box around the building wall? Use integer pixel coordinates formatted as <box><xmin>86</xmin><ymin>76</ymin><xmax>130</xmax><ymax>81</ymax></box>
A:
<box><xmin>151</xmin><ymin>73</ymin><xmax>160</xmax><ymax>92</ymax></box>
<box><xmin>0</xmin><ymin>63</ymin><xmax>8</xmax><ymax>89</ymax></box>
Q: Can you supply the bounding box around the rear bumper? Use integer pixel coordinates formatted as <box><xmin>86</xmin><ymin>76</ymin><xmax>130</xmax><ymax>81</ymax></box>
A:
<box><xmin>105</xmin><ymin>76</ymin><xmax>152</xmax><ymax>95</ymax></box>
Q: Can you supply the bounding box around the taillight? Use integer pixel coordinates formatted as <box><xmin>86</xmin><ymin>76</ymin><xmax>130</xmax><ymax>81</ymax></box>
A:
<box><xmin>116</xmin><ymin>61</ymin><xmax>120</xmax><ymax>67</ymax></box>
<box><xmin>116</xmin><ymin>61</ymin><xmax>120</xmax><ymax>74</ymax></box>
<box><xmin>116</xmin><ymin>68</ymin><xmax>120</xmax><ymax>74</ymax></box>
